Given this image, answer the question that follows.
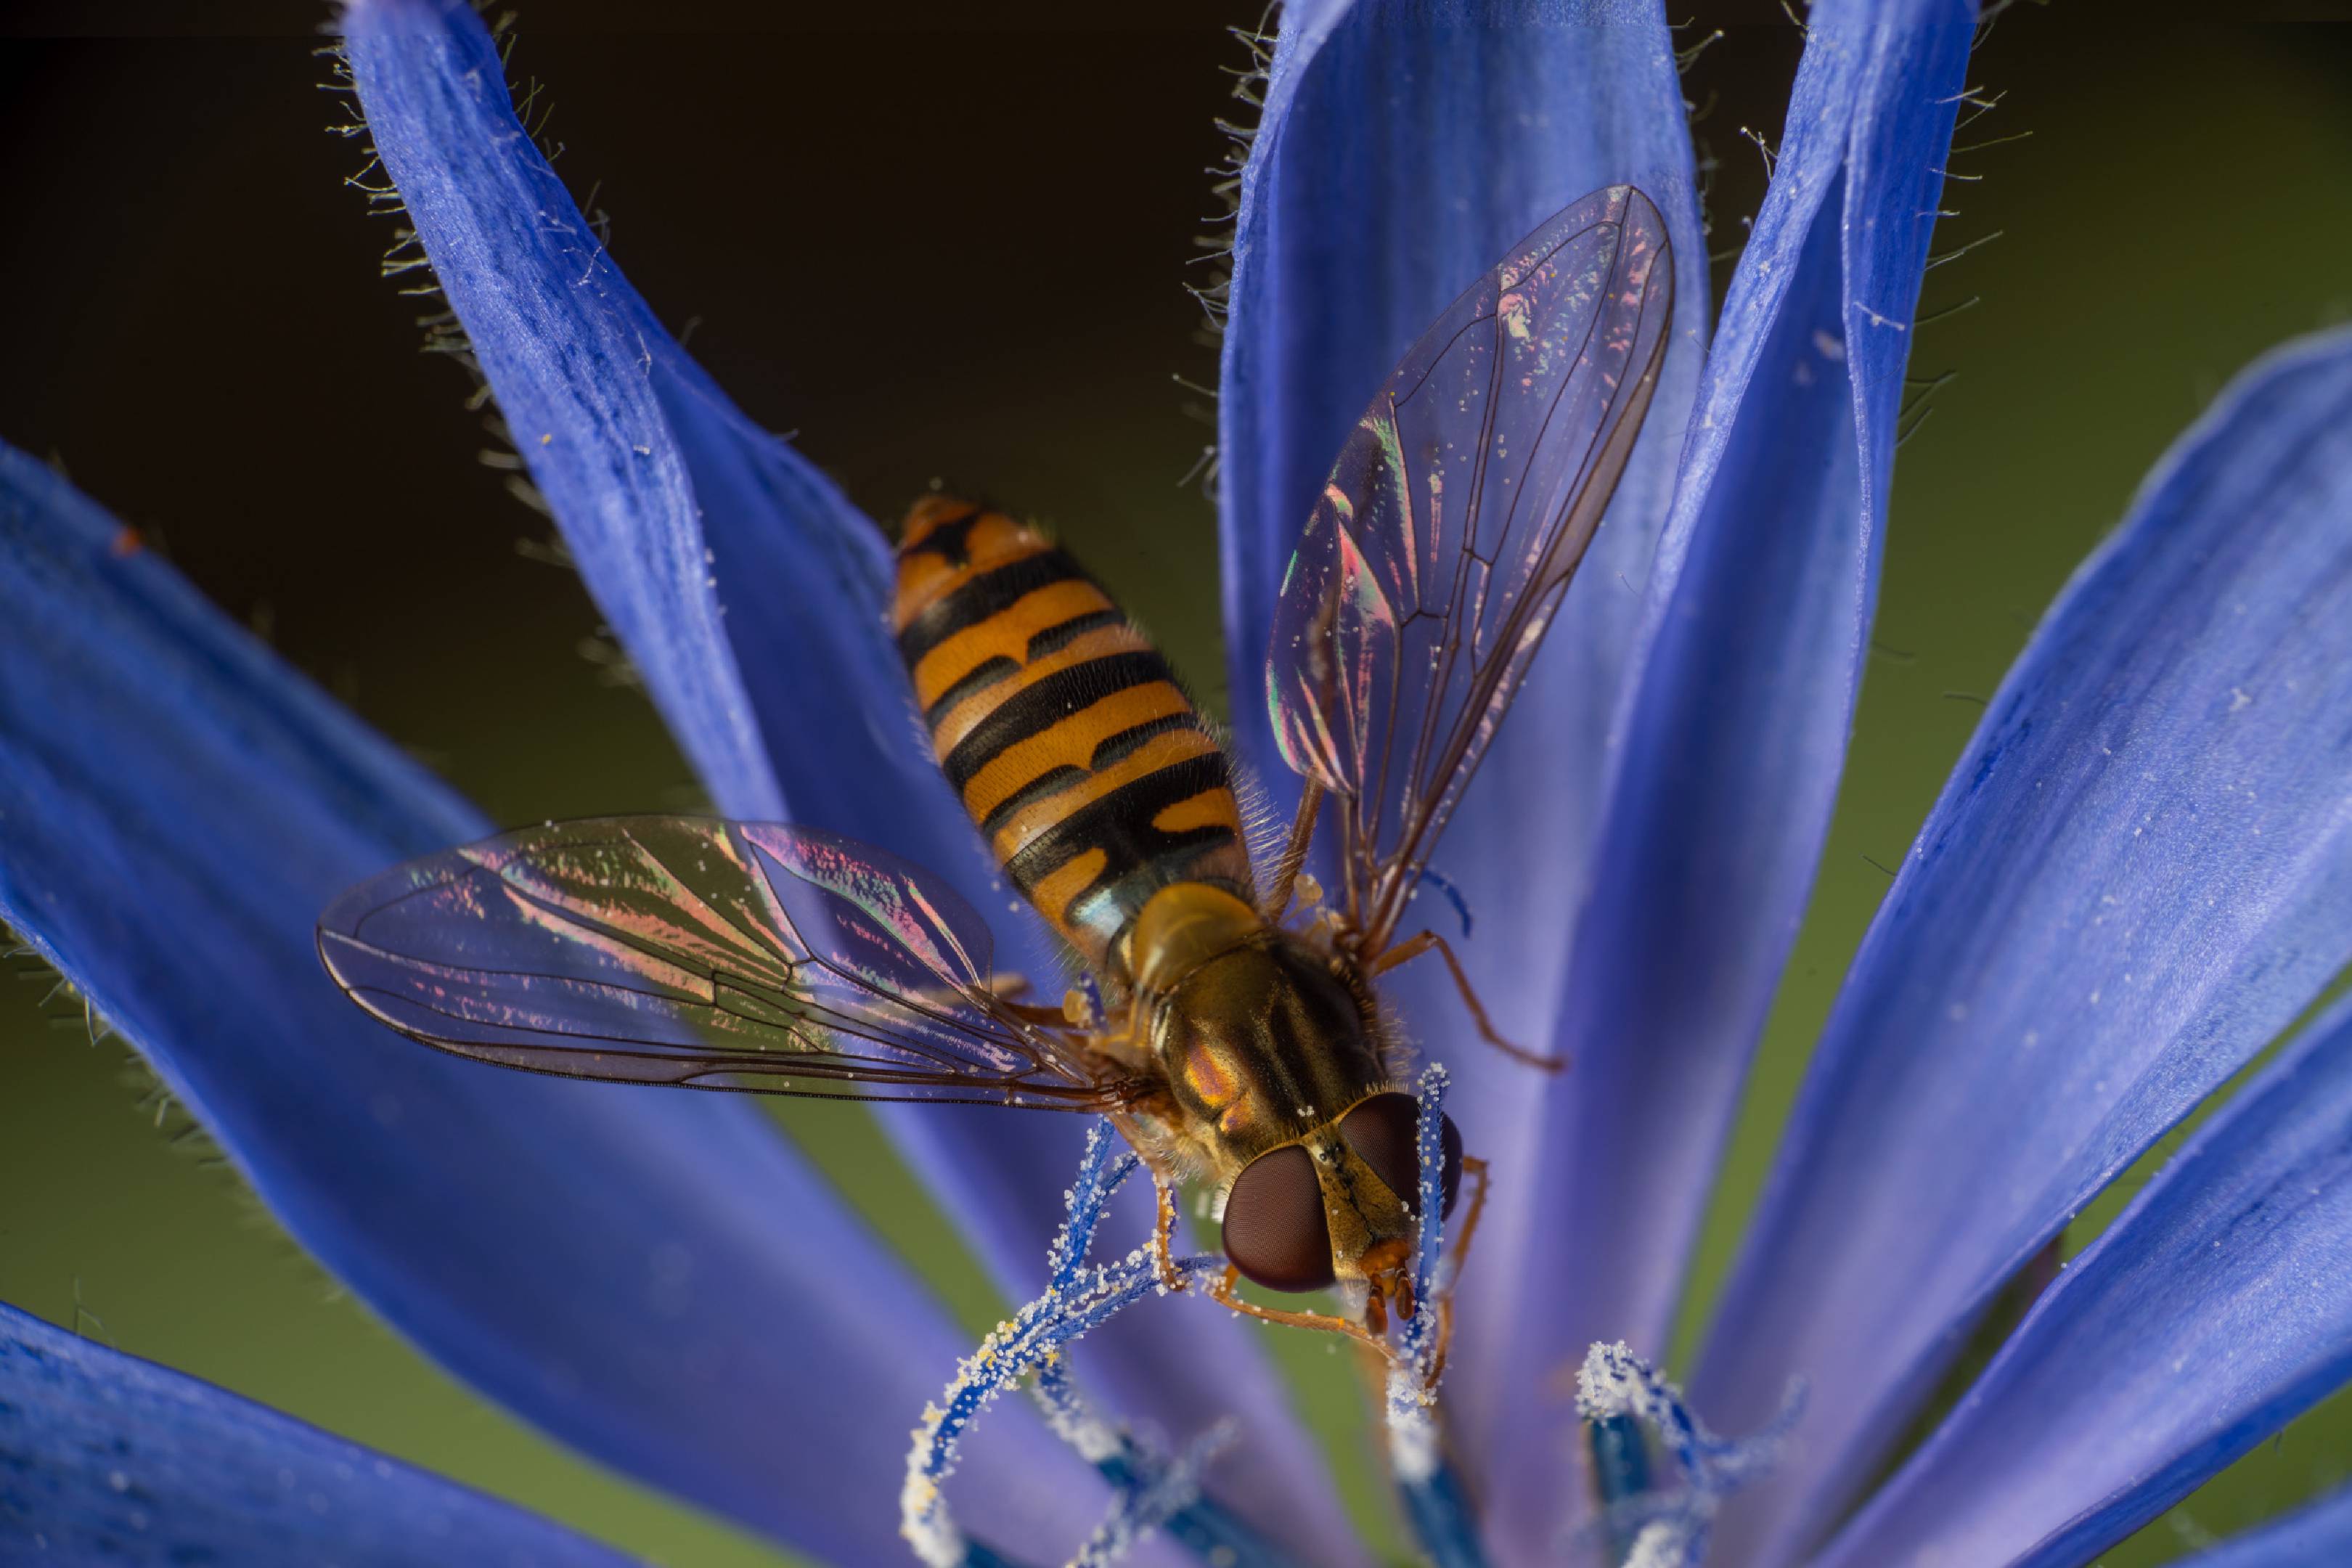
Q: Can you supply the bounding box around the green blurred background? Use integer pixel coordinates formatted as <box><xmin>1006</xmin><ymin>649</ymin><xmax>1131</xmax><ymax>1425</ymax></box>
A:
<box><xmin>4</xmin><ymin>4</ymin><xmax>2352</xmax><ymax>1564</ymax></box>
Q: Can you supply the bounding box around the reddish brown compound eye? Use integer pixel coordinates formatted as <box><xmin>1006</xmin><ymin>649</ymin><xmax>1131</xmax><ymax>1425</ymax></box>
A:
<box><xmin>1221</xmin><ymin>1144</ymin><xmax>1335</xmax><ymax>1293</ymax></box>
<box><xmin>1340</xmin><ymin>1093</ymin><xmax>1466</xmax><ymax>1218</ymax></box>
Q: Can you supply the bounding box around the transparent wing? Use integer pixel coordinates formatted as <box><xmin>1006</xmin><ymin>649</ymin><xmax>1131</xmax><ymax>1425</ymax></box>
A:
<box><xmin>1265</xmin><ymin>184</ymin><xmax>1675</xmax><ymax>950</ymax></box>
<box><xmin>317</xmin><ymin>817</ymin><xmax>1138</xmax><ymax>1109</ymax></box>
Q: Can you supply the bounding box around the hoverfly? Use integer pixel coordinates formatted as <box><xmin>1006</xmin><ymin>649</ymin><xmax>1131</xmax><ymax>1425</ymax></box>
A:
<box><xmin>318</xmin><ymin>184</ymin><xmax>1673</xmax><ymax>1347</ymax></box>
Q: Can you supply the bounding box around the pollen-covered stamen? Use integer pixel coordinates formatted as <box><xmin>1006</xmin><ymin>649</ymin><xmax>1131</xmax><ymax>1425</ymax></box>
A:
<box><xmin>1035</xmin><ymin>1355</ymin><xmax>1241</xmax><ymax>1568</ymax></box>
<box><xmin>1383</xmin><ymin>1064</ymin><xmax>1455</xmax><ymax>1474</ymax></box>
<box><xmin>900</xmin><ymin>1121</ymin><xmax>1295</xmax><ymax>1568</ymax></box>
<box><xmin>1585</xmin><ymin>1412</ymin><xmax>1654</xmax><ymax>1564</ymax></box>
<box><xmin>1379</xmin><ymin>1066</ymin><xmax>1498</xmax><ymax>1568</ymax></box>
<box><xmin>1573</xmin><ymin>1341</ymin><xmax>1804</xmax><ymax>1568</ymax></box>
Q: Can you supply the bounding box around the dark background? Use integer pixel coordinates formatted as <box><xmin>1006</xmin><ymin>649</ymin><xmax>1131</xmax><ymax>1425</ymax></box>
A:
<box><xmin>4</xmin><ymin>4</ymin><xmax>2352</xmax><ymax>1564</ymax></box>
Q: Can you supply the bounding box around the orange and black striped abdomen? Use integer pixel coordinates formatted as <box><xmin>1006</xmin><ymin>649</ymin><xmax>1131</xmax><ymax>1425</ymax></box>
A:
<box><xmin>892</xmin><ymin>497</ymin><xmax>1254</xmax><ymax>975</ymax></box>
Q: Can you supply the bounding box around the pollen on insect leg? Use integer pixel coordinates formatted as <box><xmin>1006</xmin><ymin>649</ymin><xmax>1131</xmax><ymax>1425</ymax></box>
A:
<box><xmin>1571</xmin><ymin>1339</ymin><xmax>1803</xmax><ymax>1568</ymax></box>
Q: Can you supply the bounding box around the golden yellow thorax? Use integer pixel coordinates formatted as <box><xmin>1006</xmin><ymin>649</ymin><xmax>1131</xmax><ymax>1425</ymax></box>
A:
<box><xmin>1127</xmin><ymin>882</ymin><xmax>1265</xmax><ymax>996</ymax></box>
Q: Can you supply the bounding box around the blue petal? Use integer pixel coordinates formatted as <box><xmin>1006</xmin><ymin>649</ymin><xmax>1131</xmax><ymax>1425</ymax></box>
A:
<box><xmin>1810</xmin><ymin>993</ymin><xmax>2352</xmax><ymax>1568</ymax></box>
<box><xmin>340</xmin><ymin>1</ymin><xmax>1351</xmax><ymax>1553</ymax></box>
<box><xmin>0</xmin><ymin>1302</ymin><xmax>632</xmax><ymax>1567</ymax></box>
<box><xmin>2179</xmin><ymin>1485</ymin><xmax>2352</xmax><ymax>1568</ymax></box>
<box><xmin>1442</xmin><ymin>4</ymin><xmax>1972</xmax><ymax>1551</ymax></box>
<box><xmin>0</xmin><ymin>445</ymin><xmax>1118</xmax><ymax>1564</ymax></box>
<box><xmin>1213</xmin><ymin>0</ymin><xmax>1706</xmax><ymax>1500</ymax></box>
<box><xmin>1694</xmin><ymin>327</ymin><xmax>2352</xmax><ymax>1568</ymax></box>
<box><xmin>339</xmin><ymin>0</ymin><xmax>960</xmax><ymax>873</ymax></box>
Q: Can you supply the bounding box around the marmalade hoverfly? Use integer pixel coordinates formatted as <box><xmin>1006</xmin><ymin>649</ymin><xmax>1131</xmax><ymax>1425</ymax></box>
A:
<box><xmin>318</xmin><ymin>184</ymin><xmax>1673</xmax><ymax>1346</ymax></box>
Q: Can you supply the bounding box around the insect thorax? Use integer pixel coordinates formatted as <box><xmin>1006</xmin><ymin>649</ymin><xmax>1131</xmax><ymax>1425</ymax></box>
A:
<box><xmin>1129</xmin><ymin>886</ymin><xmax>1388</xmax><ymax>1177</ymax></box>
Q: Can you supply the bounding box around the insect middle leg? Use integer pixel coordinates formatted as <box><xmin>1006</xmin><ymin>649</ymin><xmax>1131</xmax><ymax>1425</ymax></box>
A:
<box><xmin>1103</xmin><ymin>1106</ymin><xmax>1197</xmax><ymax>1294</ymax></box>
<box><xmin>1127</xmin><ymin>1142</ymin><xmax>1393</xmax><ymax>1355</ymax></box>
<box><xmin>1368</xmin><ymin>930</ymin><xmax>1564</xmax><ymax>1071</ymax></box>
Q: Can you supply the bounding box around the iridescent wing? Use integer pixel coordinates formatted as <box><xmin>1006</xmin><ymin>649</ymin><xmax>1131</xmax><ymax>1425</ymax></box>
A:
<box><xmin>317</xmin><ymin>817</ymin><xmax>1140</xmax><ymax>1109</ymax></box>
<box><xmin>1265</xmin><ymin>185</ymin><xmax>1675</xmax><ymax>951</ymax></box>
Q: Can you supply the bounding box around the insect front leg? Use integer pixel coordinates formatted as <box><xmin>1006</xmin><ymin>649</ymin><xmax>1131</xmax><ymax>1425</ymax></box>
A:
<box><xmin>1204</xmin><ymin>1267</ymin><xmax>1395</xmax><ymax>1358</ymax></box>
<box><xmin>1150</xmin><ymin>1166</ymin><xmax>1187</xmax><ymax>1294</ymax></box>
<box><xmin>1426</xmin><ymin>1153</ymin><xmax>1491</xmax><ymax>1387</ymax></box>
<box><xmin>1366</xmin><ymin>931</ymin><xmax>1564</xmax><ymax>1071</ymax></box>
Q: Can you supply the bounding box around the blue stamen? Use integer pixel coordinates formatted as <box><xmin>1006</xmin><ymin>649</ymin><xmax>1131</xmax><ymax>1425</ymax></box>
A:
<box><xmin>1411</xmin><ymin>866</ymin><xmax>1476</xmax><ymax>938</ymax></box>
<box><xmin>1588</xmin><ymin>1413</ymin><xmax>1653</xmax><ymax>1507</ymax></box>
<box><xmin>958</xmin><ymin>1543</ymin><xmax>1032</xmax><ymax>1568</ymax></box>
<box><xmin>1385</xmin><ymin>1065</ymin><xmax>1490</xmax><ymax>1568</ymax></box>
<box><xmin>1393</xmin><ymin>1066</ymin><xmax>1452</xmax><ymax>1387</ymax></box>
<box><xmin>1587</xmin><ymin>1413</ymin><xmax>1654</xmax><ymax>1563</ymax></box>
<box><xmin>1395</xmin><ymin>1455</ymin><xmax>1489</xmax><ymax>1568</ymax></box>
<box><xmin>911</xmin><ymin>1074</ymin><xmax>1487</xmax><ymax>1566</ymax></box>
<box><xmin>1574</xmin><ymin>1342</ymin><xmax>1803</xmax><ymax>1568</ymax></box>
<box><xmin>901</xmin><ymin>1121</ymin><xmax>1299</xmax><ymax>1568</ymax></box>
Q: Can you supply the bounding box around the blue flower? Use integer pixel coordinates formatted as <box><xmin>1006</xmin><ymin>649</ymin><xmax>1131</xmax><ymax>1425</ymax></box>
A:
<box><xmin>7</xmin><ymin>1</ymin><xmax>2352</xmax><ymax>1565</ymax></box>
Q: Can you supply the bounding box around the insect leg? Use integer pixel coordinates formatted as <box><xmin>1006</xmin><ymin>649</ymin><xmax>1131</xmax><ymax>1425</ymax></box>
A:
<box><xmin>1366</xmin><ymin>931</ymin><xmax>1564</xmax><ymax>1071</ymax></box>
<box><xmin>1259</xmin><ymin>777</ymin><xmax>1325</xmax><ymax>921</ymax></box>
<box><xmin>993</xmin><ymin>997</ymin><xmax>1082</xmax><ymax>1028</ymax></box>
<box><xmin>1426</xmin><ymin>1153</ymin><xmax>1490</xmax><ymax>1387</ymax></box>
<box><xmin>1101</xmin><ymin>1104</ymin><xmax>1195</xmax><ymax>1293</ymax></box>
<box><xmin>909</xmin><ymin>973</ymin><xmax>1047</xmax><ymax>1016</ymax></box>
<box><xmin>1151</xmin><ymin>1169</ymin><xmax>1188</xmax><ymax>1293</ymax></box>
<box><xmin>1206</xmin><ymin>1265</ymin><xmax>1395</xmax><ymax>1358</ymax></box>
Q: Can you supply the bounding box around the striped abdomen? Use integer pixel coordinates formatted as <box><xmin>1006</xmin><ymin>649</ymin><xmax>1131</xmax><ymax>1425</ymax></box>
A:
<box><xmin>891</xmin><ymin>497</ymin><xmax>1254</xmax><ymax>977</ymax></box>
